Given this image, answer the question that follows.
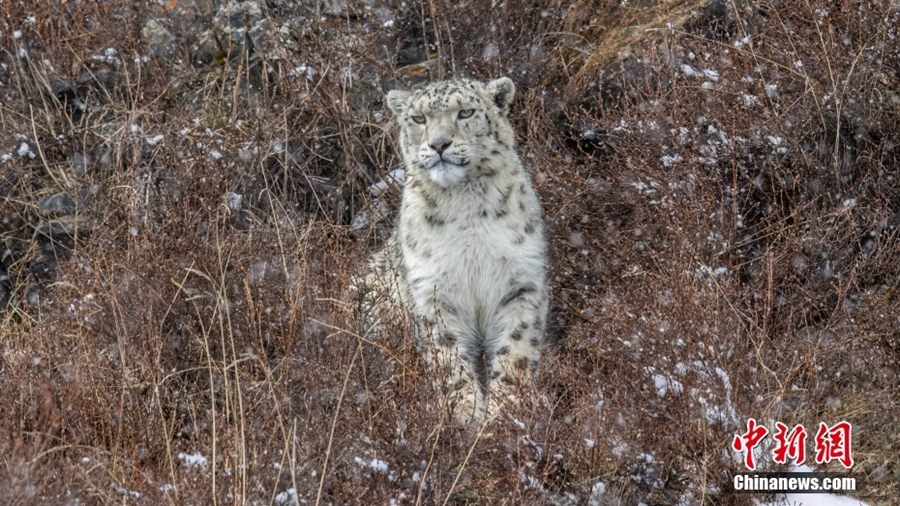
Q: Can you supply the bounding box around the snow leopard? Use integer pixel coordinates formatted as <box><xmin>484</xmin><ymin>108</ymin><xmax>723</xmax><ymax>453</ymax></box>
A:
<box><xmin>362</xmin><ymin>77</ymin><xmax>549</xmax><ymax>425</ymax></box>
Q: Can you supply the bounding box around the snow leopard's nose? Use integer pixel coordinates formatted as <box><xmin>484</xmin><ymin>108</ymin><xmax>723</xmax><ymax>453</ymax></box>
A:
<box><xmin>429</xmin><ymin>139</ymin><xmax>452</xmax><ymax>155</ymax></box>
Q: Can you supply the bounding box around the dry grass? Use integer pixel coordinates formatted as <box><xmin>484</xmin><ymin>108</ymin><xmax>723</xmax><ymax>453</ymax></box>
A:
<box><xmin>1</xmin><ymin>0</ymin><xmax>898</xmax><ymax>504</ymax></box>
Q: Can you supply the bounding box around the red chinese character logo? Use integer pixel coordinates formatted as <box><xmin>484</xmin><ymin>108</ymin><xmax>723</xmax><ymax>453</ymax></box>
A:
<box><xmin>772</xmin><ymin>422</ymin><xmax>807</xmax><ymax>464</ymax></box>
<box><xmin>733</xmin><ymin>418</ymin><xmax>768</xmax><ymax>470</ymax></box>
<box><xmin>814</xmin><ymin>421</ymin><xmax>854</xmax><ymax>468</ymax></box>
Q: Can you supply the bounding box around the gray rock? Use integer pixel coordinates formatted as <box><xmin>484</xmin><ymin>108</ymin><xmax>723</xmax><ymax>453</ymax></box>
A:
<box><xmin>69</xmin><ymin>152</ymin><xmax>91</xmax><ymax>175</ymax></box>
<box><xmin>25</xmin><ymin>285</ymin><xmax>43</xmax><ymax>308</ymax></box>
<box><xmin>202</xmin><ymin>0</ymin><xmax>287</xmax><ymax>63</ymax></box>
<box><xmin>568</xmin><ymin>231</ymin><xmax>585</xmax><ymax>247</ymax></box>
<box><xmin>142</xmin><ymin>19</ymin><xmax>178</xmax><ymax>61</ymax></box>
<box><xmin>30</xmin><ymin>258</ymin><xmax>58</xmax><ymax>281</ymax></box>
<box><xmin>38</xmin><ymin>216</ymin><xmax>92</xmax><ymax>238</ymax></box>
<box><xmin>247</xmin><ymin>17</ymin><xmax>288</xmax><ymax>60</ymax></box>
<box><xmin>39</xmin><ymin>194</ymin><xmax>76</xmax><ymax>216</ymax></box>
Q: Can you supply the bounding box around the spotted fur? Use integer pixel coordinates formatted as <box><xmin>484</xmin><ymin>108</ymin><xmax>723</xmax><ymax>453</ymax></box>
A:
<box><xmin>363</xmin><ymin>78</ymin><xmax>549</xmax><ymax>425</ymax></box>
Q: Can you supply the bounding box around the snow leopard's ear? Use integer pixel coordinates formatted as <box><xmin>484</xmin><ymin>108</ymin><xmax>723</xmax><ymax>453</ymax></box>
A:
<box><xmin>486</xmin><ymin>77</ymin><xmax>515</xmax><ymax>115</ymax></box>
<box><xmin>386</xmin><ymin>90</ymin><xmax>411</xmax><ymax>116</ymax></box>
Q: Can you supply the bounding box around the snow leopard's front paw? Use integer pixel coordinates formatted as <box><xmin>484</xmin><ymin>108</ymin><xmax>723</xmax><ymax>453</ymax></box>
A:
<box><xmin>447</xmin><ymin>379</ymin><xmax>484</xmax><ymax>427</ymax></box>
<box><xmin>485</xmin><ymin>375</ymin><xmax>552</xmax><ymax>422</ymax></box>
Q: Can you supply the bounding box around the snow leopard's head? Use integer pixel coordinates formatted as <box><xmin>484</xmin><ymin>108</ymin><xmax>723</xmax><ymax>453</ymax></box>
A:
<box><xmin>386</xmin><ymin>78</ymin><xmax>516</xmax><ymax>187</ymax></box>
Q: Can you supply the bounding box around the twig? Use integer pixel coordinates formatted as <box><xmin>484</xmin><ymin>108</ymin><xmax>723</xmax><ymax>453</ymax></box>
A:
<box><xmin>314</xmin><ymin>341</ymin><xmax>361</xmax><ymax>506</ymax></box>
<box><xmin>441</xmin><ymin>420</ymin><xmax>489</xmax><ymax>506</ymax></box>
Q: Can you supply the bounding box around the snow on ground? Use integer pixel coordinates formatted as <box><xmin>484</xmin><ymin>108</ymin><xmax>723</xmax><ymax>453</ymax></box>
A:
<box><xmin>368</xmin><ymin>168</ymin><xmax>405</xmax><ymax>197</ymax></box>
<box><xmin>351</xmin><ymin>168</ymin><xmax>405</xmax><ymax>231</ymax></box>
<box><xmin>274</xmin><ymin>487</ymin><xmax>298</xmax><ymax>506</ymax></box>
<box><xmin>177</xmin><ymin>452</ymin><xmax>208</xmax><ymax>468</ymax></box>
<box><xmin>146</xmin><ymin>134</ymin><xmax>165</xmax><ymax>145</ymax></box>
<box><xmin>354</xmin><ymin>456</ymin><xmax>389</xmax><ymax>474</ymax></box>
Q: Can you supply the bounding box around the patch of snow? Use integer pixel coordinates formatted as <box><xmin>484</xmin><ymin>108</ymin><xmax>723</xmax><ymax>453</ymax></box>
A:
<box><xmin>740</xmin><ymin>92</ymin><xmax>760</xmax><ymax>107</ymax></box>
<box><xmin>698</xmin><ymin>265</ymin><xmax>728</xmax><ymax>278</ymax></box>
<box><xmin>521</xmin><ymin>474</ymin><xmax>545</xmax><ymax>492</ymax></box>
<box><xmin>612</xmin><ymin>119</ymin><xmax>631</xmax><ymax>133</ymax></box>
<box><xmin>661</xmin><ymin>154</ymin><xmax>683</xmax><ymax>167</ymax></box>
<box><xmin>90</xmin><ymin>47</ymin><xmax>122</xmax><ymax>67</ymax></box>
<box><xmin>589</xmin><ymin>482</ymin><xmax>607</xmax><ymax>506</ymax></box>
<box><xmin>226</xmin><ymin>192</ymin><xmax>242</xmax><ymax>211</ymax></box>
<box><xmin>350</xmin><ymin>199</ymin><xmax>390</xmax><ymax>232</ymax></box>
<box><xmin>17</xmin><ymin>142</ymin><xmax>35</xmax><ymax>159</ymax></box>
<box><xmin>274</xmin><ymin>488</ymin><xmax>298</xmax><ymax>505</ymax></box>
<box><xmin>146</xmin><ymin>134</ymin><xmax>164</xmax><ymax>145</ymax></box>
<box><xmin>482</xmin><ymin>42</ymin><xmax>499</xmax><ymax>60</ymax></box>
<box><xmin>369</xmin><ymin>169</ymin><xmax>405</xmax><ymax>197</ymax></box>
<box><xmin>631</xmin><ymin>181</ymin><xmax>660</xmax><ymax>194</ymax></box>
<box><xmin>354</xmin><ymin>457</ymin><xmax>389</xmax><ymax>474</ymax></box>
<box><xmin>652</xmin><ymin>373</ymin><xmax>684</xmax><ymax>397</ymax></box>
<box><xmin>113</xmin><ymin>485</ymin><xmax>141</xmax><ymax>499</ymax></box>
<box><xmin>292</xmin><ymin>65</ymin><xmax>317</xmax><ymax>80</ymax></box>
<box><xmin>177</xmin><ymin>452</ymin><xmax>208</xmax><ymax>468</ymax></box>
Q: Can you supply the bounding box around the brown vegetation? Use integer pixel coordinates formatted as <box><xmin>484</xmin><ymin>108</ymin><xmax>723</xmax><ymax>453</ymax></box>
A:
<box><xmin>1</xmin><ymin>0</ymin><xmax>898</xmax><ymax>504</ymax></box>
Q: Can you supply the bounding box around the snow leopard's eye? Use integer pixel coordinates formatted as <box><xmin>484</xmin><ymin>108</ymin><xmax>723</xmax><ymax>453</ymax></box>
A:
<box><xmin>411</xmin><ymin>114</ymin><xmax>426</xmax><ymax>124</ymax></box>
<box><xmin>458</xmin><ymin>108</ymin><xmax>475</xmax><ymax>119</ymax></box>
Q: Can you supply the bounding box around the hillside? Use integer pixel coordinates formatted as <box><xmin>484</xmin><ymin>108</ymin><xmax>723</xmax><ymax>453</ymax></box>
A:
<box><xmin>1</xmin><ymin>0</ymin><xmax>898</xmax><ymax>504</ymax></box>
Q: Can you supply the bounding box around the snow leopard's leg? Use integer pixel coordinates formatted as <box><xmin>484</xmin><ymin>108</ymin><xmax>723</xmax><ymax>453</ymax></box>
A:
<box><xmin>357</xmin><ymin>235</ymin><xmax>407</xmax><ymax>340</ymax></box>
<box><xmin>414</xmin><ymin>305</ymin><xmax>485</xmax><ymax>426</ymax></box>
<box><xmin>485</xmin><ymin>284</ymin><xmax>549</xmax><ymax>416</ymax></box>
<box><xmin>354</xmin><ymin>259</ymin><xmax>386</xmax><ymax>339</ymax></box>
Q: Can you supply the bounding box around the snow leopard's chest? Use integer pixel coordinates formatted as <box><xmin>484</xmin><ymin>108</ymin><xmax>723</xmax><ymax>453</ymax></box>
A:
<box><xmin>397</xmin><ymin>174</ymin><xmax>545</xmax><ymax>323</ymax></box>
